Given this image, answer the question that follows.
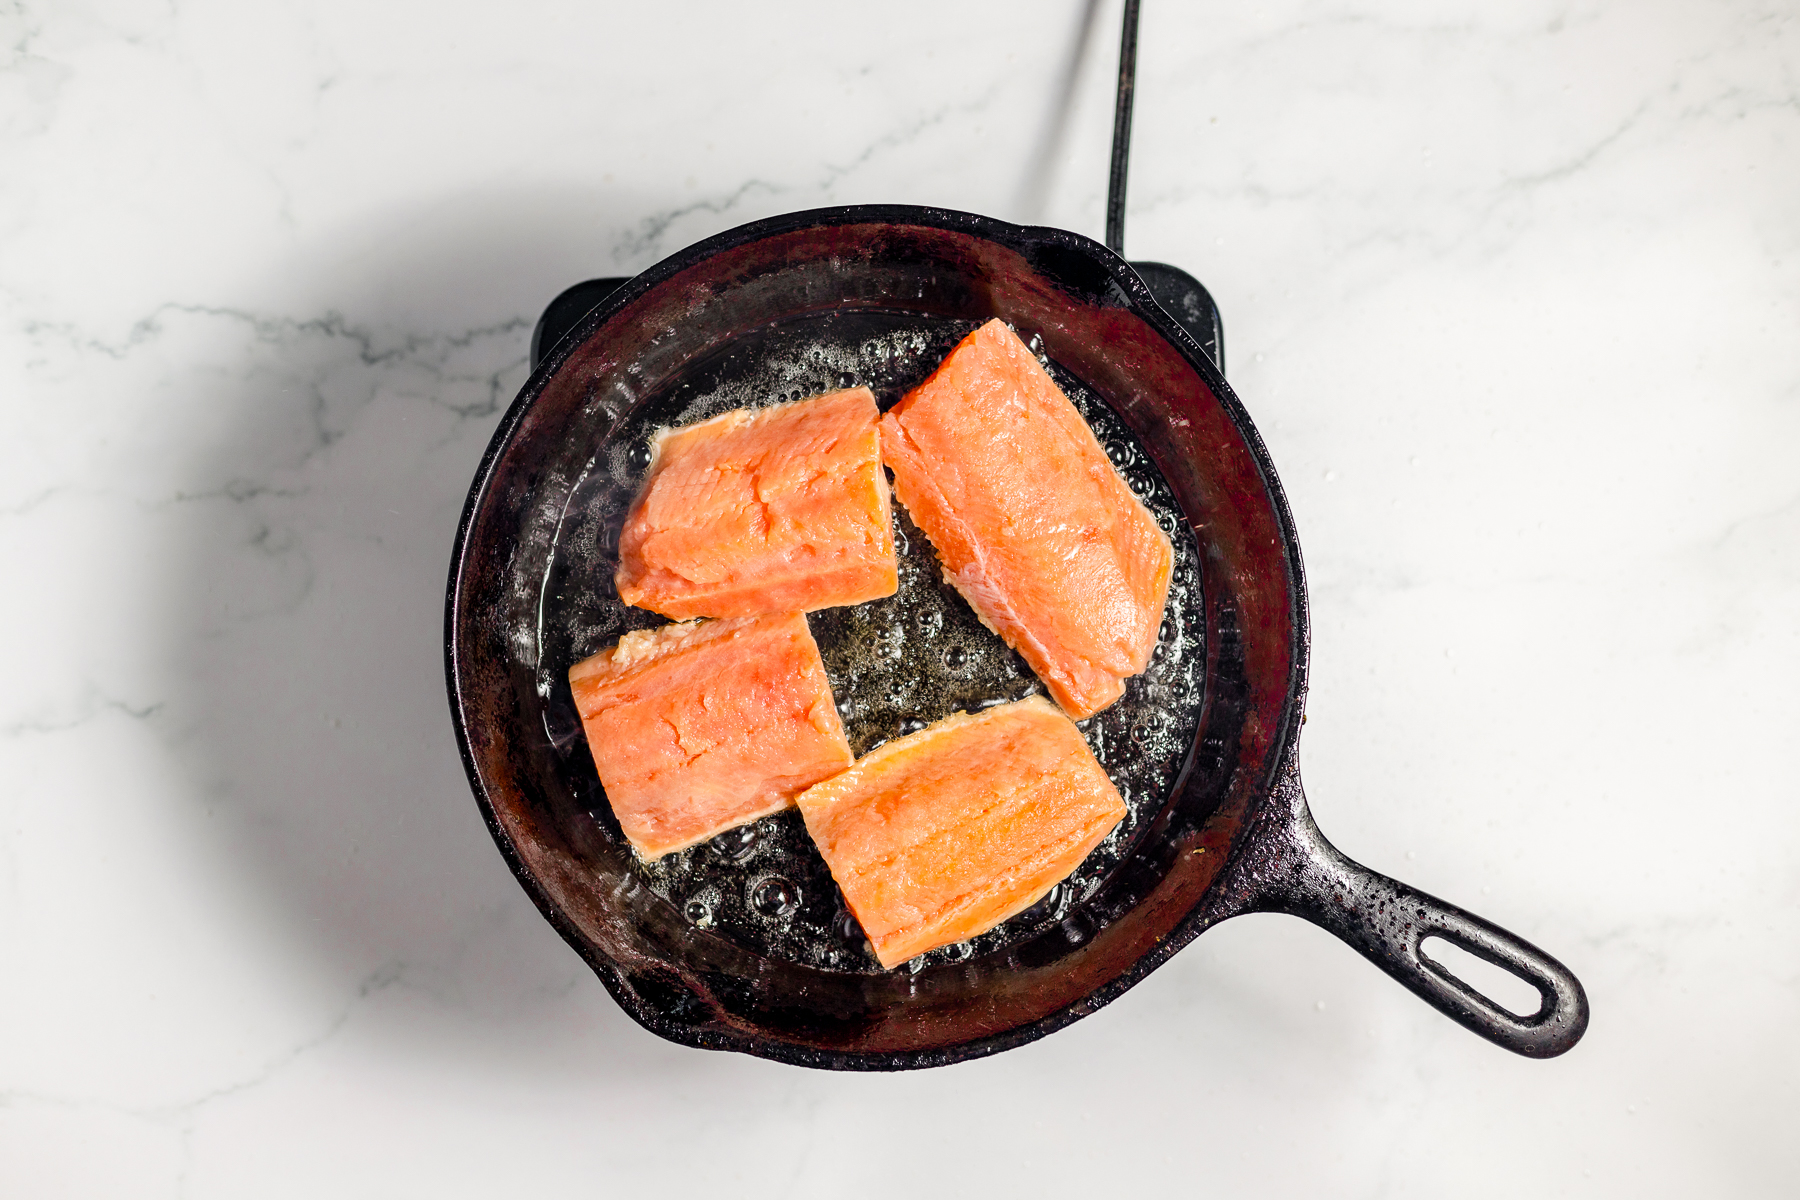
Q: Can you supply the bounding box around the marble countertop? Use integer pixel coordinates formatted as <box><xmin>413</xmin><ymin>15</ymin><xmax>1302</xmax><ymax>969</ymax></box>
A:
<box><xmin>4</xmin><ymin>1</ymin><xmax>1795</xmax><ymax>1194</ymax></box>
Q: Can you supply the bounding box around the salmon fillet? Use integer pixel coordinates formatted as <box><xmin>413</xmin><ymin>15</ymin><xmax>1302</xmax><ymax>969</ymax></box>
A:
<box><xmin>796</xmin><ymin>695</ymin><xmax>1126</xmax><ymax>969</ymax></box>
<box><xmin>616</xmin><ymin>387</ymin><xmax>898</xmax><ymax>619</ymax></box>
<box><xmin>568</xmin><ymin>613</ymin><xmax>854</xmax><ymax>860</ymax></box>
<box><xmin>879</xmin><ymin>320</ymin><xmax>1173</xmax><ymax>718</ymax></box>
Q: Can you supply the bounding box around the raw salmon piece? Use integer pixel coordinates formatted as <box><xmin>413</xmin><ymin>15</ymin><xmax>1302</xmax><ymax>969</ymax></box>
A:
<box><xmin>616</xmin><ymin>387</ymin><xmax>898</xmax><ymax>619</ymax></box>
<box><xmin>879</xmin><ymin>320</ymin><xmax>1173</xmax><ymax>719</ymax></box>
<box><xmin>568</xmin><ymin>612</ymin><xmax>853</xmax><ymax>860</ymax></box>
<box><xmin>796</xmin><ymin>695</ymin><xmax>1126</xmax><ymax>969</ymax></box>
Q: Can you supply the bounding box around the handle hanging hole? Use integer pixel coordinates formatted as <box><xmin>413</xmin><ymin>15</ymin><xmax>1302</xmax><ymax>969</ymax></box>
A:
<box><xmin>1419</xmin><ymin>936</ymin><xmax>1545</xmax><ymax>1018</ymax></box>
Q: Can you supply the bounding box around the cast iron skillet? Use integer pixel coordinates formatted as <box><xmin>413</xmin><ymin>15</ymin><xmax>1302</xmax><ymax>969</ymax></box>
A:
<box><xmin>445</xmin><ymin>203</ymin><xmax>1589</xmax><ymax>1068</ymax></box>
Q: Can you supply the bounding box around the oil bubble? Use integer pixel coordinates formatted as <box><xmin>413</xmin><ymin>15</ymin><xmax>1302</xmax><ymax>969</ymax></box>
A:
<box><xmin>684</xmin><ymin>897</ymin><xmax>714</xmax><ymax>927</ymax></box>
<box><xmin>751</xmin><ymin>876</ymin><xmax>801</xmax><ymax>919</ymax></box>
<box><xmin>943</xmin><ymin>644</ymin><xmax>968</xmax><ymax>671</ymax></box>
<box><xmin>1061</xmin><ymin>910</ymin><xmax>1096</xmax><ymax>945</ymax></box>
<box><xmin>628</xmin><ymin>440</ymin><xmax>654</xmax><ymax>470</ymax></box>
<box><xmin>1130</xmin><ymin>714</ymin><xmax>1164</xmax><ymax>752</ymax></box>
<box><xmin>834</xmin><ymin>907</ymin><xmax>864</xmax><ymax>944</ymax></box>
<box><xmin>1017</xmin><ymin>883</ymin><xmax>1067</xmax><ymax>926</ymax></box>
<box><xmin>712</xmin><ymin>824</ymin><xmax>759</xmax><ymax>862</ymax></box>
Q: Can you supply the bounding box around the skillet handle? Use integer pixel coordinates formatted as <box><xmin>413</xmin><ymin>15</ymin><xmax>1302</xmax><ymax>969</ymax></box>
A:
<box><xmin>1232</xmin><ymin>762</ymin><xmax>1589</xmax><ymax>1058</ymax></box>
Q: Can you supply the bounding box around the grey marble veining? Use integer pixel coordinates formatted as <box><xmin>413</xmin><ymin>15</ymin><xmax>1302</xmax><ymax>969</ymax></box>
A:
<box><xmin>2</xmin><ymin>1</ymin><xmax>1796</xmax><ymax>1195</ymax></box>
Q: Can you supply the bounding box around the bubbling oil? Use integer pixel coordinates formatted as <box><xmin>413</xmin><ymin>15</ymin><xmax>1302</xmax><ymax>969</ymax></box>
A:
<box><xmin>535</xmin><ymin>312</ymin><xmax>1205</xmax><ymax>974</ymax></box>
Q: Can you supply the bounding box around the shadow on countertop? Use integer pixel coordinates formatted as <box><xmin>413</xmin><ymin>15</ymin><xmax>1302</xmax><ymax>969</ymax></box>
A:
<box><xmin>158</xmin><ymin>187</ymin><xmax>797</xmax><ymax>1084</ymax></box>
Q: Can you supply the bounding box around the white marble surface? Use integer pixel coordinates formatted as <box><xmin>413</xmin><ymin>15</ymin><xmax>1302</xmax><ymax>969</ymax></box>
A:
<box><xmin>3</xmin><ymin>0</ymin><xmax>1796</xmax><ymax>1194</ymax></box>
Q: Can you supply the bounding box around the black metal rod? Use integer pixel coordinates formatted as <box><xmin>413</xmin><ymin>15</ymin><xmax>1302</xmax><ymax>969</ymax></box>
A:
<box><xmin>1105</xmin><ymin>0</ymin><xmax>1142</xmax><ymax>256</ymax></box>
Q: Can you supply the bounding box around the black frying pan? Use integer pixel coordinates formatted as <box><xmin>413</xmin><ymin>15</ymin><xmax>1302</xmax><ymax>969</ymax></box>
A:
<box><xmin>444</xmin><ymin>203</ymin><xmax>1588</xmax><ymax>1068</ymax></box>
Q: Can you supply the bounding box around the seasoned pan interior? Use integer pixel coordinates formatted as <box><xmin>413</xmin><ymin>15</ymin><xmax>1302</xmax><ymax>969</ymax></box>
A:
<box><xmin>535</xmin><ymin>311</ymin><xmax>1206</xmax><ymax>974</ymax></box>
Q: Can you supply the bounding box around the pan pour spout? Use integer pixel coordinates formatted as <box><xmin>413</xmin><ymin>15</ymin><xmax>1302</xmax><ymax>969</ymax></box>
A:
<box><xmin>1214</xmin><ymin>756</ymin><xmax>1589</xmax><ymax>1058</ymax></box>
